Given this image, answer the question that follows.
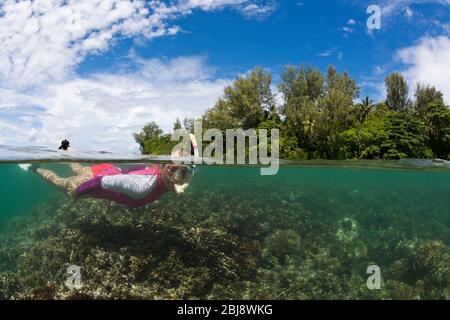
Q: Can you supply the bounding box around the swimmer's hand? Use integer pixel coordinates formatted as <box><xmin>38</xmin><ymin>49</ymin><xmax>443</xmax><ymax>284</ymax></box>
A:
<box><xmin>174</xmin><ymin>183</ymin><xmax>190</xmax><ymax>194</ymax></box>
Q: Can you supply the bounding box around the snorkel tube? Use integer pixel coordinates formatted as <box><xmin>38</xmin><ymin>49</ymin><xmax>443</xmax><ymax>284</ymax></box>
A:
<box><xmin>189</xmin><ymin>133</ymin><xmax>200</xmax><ymax>158</ymax></box>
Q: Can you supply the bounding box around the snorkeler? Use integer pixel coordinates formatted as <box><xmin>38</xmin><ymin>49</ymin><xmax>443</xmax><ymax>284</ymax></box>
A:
<box><xmin>29</xmin><ymin>162</ymin><xmax>193</xmax><ymax>208</ymax></box>
<box><xmin>19</xmin><ymin>136</ymin><xmax>196</xmax><ymax>208</ymax></box>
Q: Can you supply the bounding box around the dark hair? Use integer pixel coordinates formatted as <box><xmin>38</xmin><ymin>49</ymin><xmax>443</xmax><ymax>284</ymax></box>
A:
<box><xmin>58</xmin><ymin>139</ymin><xmax>70</xmax><ymax>150</ymax></box>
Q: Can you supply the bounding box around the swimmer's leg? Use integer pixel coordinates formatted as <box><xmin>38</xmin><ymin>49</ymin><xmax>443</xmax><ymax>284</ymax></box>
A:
<box><xmin>66</xmin><ymin>174</ymin><xmax>93</xmax><ymax>196</ymax></box>
<box><xmin>69</xmin><ymin>163</ymin><xmax>89</xmax><ymax>175</ymax></box>
<box><xmin>36</xmin><ymin>168</ymin><xmax>93</xmax><ymax>196</ymax></box>
<box><xmin>70</xmin><ymin>163</ymin><xmax>93</xmax><ymax>179</ymax></box>
<box><xmin>36</xmin><ymin>168</ymin><xmax>71</xmax><ymax>191</ymax></box>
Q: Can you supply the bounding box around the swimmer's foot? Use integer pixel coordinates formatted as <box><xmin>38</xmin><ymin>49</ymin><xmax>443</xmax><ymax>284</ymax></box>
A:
<box><xmin>18</xmin><ymin>163</ymin><xmax>40</xmax><ymax>172</ymax></box>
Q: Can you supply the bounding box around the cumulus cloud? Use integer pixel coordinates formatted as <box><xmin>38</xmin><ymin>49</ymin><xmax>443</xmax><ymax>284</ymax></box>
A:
<box><xmin>0</xmin><ymin>0</ymin><xmax>274</xmax><ymax>88</ymax></box>
<box><xmin>0</xmin><ymin>56</ymin><xmax>230</xmax><ymax>152</ymax></box>
<box><xmin>397</xmin><ymin>36</ymin><xmax>450</xmax><ymax>103</ymax></box>
<box><xmin>0</xmin><ymin>0</ymin><xmax>171</xmax><ymax>88</ymax></box>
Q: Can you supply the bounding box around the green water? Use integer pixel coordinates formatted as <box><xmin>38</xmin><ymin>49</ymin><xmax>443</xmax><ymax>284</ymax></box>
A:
<box><xmin>1</xmin><ymin>162</ymin><xmax>450</xmax><ymax>299</ymax></box>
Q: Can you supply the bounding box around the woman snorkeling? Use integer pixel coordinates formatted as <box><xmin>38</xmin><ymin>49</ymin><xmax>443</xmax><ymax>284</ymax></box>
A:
<box><xmin>32</xmin><ymin>162</ymin><xmax>193</xmax><ymax>208</ymax></box>
<box><xmin>20</xmin><ymin>138</ymin><xmax>196</xmax><ymax>208</ymax></box>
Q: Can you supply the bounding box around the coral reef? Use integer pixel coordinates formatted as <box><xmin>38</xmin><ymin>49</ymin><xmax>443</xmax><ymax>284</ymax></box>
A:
<box><xmin>262</xmin><ymin>229</ymin><xmax>302</xmax><ymax>263</ymax></box>
<box><xmin>1</xmin><ymin>166</ymin><xmax>450</xmax><ymax>300</ymax></box>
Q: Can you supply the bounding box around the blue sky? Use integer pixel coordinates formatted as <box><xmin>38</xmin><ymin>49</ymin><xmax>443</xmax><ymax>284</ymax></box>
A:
<box><xmin>0</xmin><ymin>0</ymin><xmax>450</xmax><ymax>152</ymax></box>
<box><xmin>77</xmin><ymin>0</ymin><xmax>450</xmax><ymax>97</ymax></box>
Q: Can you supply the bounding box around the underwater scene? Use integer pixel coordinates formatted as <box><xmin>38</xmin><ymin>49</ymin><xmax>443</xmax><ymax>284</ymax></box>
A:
<box><xmin>1</xmin><ymin>154</ymin><xmax>450</xmax><ymax>300</ymax></box>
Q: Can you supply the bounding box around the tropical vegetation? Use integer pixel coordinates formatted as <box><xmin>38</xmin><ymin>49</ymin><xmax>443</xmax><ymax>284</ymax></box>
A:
<box><xmin>134</xmin><ymin>66</ymin><xmax>450</xmax><ymax>160</ymax></box>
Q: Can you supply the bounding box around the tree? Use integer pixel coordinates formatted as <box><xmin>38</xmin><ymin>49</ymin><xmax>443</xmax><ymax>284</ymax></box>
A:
<box><xmin>134</xmin><ymin>65</ymin><xmax>450</xmax><ymax>160</ymax></box>
<box><xmin>317</xmin><ymin>66</ymin><xmax>360</xmax><ymax>158</ymax></box>
<box><xmin>173</xmin><ymin>118</ymin><xmax>182</xmax><ymax>131</ymax></box>
<box><xmin>143</xmin><ymin>133</ymin><xmax>178</xmax><ymax>155</ymax></box>
<box><xmin>203</xmin><ymin>99</ymin><xmax>240</xmax><ymax>131</ymax></box>
<box><xmin>278</xmin><ymin>65</ymin><xmax>324</xmax><ymax>117</ymax></box>
<box><xmin>278</xmin><ymin>65</ymin><xmax>360</xmax><ymax>159</ymax></box>
<box><xmin>278</xmin><ymin>65</ymin><xmax>324</xmax><ymax>158</ymax></box>
<box><xmin>357</xmin><ymin>96</ymin><xmax>375</xmax><ymax>123</ymax></box>
<box><xmin>414</xmin><ymin>84</ymin><xmax>444</xmax><ymax>119</ymax></box>
<box><xmin>133</xmin><ymin>121</ymin><xmax>163</xmax><ymax>151</ymax></box>
<box><xmin>424</xmin><ymin>101</ymin><xmax>450</xmax><ymax>159</ymax></box>
<box><xmin>203</xmin><ymin>67</ymin><xmax>275</xmax><ymax>131</ymax></box>
<box><xmin>385</xmin><ymin>73</ymin><xmax>410</xmax><ymax>111</ymax></box>
<box><xmin>356</xmin><ymin>110</ymin><xmax>431</xmax><ymax>160</ymax></box>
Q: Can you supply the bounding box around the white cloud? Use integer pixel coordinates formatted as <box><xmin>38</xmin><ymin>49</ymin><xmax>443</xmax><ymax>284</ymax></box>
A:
<box><xmin>315</xmin><ymin>47</ymin><xmax>343</xmax><ymax>60</ymax></box>
<box><xmin>241</xmin><ymin>2</ymin><xmax>277</xmax><ymax>19</ymax></box>
<box><xmin>316</xmin><ymin>50</ymin><xmax>333</xmax><ymax>57</ymax></box>
<box><xmin>404</xmin><ymin>6</ymin><xmax>414</xmax><ymax>18</ymax></box>
<box><xmin>0</xmin><ymin>0</ymin><xmax>170</xmax><ymax>88</ymax></box>
<box><xmin>341</xmin><ymin>18</ymin><xmax>356</xmax><ymax>36</ymax></box>
<box><xmin>397</xmin><ymin>36</ymin><xmax>450</xmax><ymax>103</ymax></box>
<box><xmin>0</xmin><ymin>56</ymin><xmax>230</xmax><ymax>152</ymax></box>
<box><xmin>183</xmin><ymin>0</ymin><xmax>247</xmax><ymax>10</ymax></box>
<box><xmin>0</xmin><ymin>0</ymin><xmax>274</xmax><ymax>88</ymax></box>
<box><xmin>341</xmin><ymin>26</ymin><xmax>354</xmax><ymax>34</ymax></box>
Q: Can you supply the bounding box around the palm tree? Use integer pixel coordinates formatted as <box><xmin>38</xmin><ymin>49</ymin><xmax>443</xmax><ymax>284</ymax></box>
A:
<box><xmin>359</xmin><ymin>96</ymin><xmax>374</xmax><ymax>123</ymax></box>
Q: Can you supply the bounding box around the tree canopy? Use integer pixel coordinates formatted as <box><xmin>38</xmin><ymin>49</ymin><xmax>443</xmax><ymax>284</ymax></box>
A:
<box><xmin>134</xmin><ymin>65</ymin><xmax>450</xmax><ymax>160</ymax></box>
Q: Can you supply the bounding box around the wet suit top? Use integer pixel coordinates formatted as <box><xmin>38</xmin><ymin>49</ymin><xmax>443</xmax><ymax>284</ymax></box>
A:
<box><xmin>75</xmin><ymin>164</ymin><xmax>168</xmax><ymax>208</ymax></box>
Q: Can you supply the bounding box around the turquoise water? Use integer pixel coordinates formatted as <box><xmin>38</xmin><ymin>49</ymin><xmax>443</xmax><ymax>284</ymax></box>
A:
<box><xmin>0</xmin><ymin>165</ymin><xmax>56</xmax><ymax>220</ymax></box>
<box><xmin>1</xmin><ymin>154</ymin><xmax>450</xmax><ymax>299</ymax></box>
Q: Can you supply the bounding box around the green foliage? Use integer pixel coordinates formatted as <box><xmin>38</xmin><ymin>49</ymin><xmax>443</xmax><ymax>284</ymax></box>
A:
<box><xmin>133</xmin><ymin>121</ymin><xmax>163</xmax><ymax>151</ymax></box>
<box><xmin>203</xmin><ymin>67</ymin><xmax>276</xmax><ymax>130</ymax></box>
<box><xmin>134</xmin><ymin>66</ymin><xmax>450</xmax><ymax>160</ymax></box>
<box><xmin>353</xmin><ymin>96</ymin><xmax>375</xmax><ymax>124</ymax></box>
<box><xmin>425</xmin><ymin>101</ymin><xmax>450</xmax><ymax>159</ymax></box>
<box><xmin>343</xmin><ymin>111</ymin><xmax>432</xmax><ymax>160</ymax></box>
<box><xmin>143</xmin><ymin>134</ymin><xmax>178</xmax><ymax>155</ymax></box>
<box><xmin>173</xmin><ymin>118</ymin><xmax>182</xmax><ymax>131</ymax></box>
<box><xmin>134</xmin><ymin>122</ymin><xmax>178</xmax><ymax>155</ymax></box>
<box><xmin>257</xmin><ymin>119</ymin><xmax>280</xmax><ymax>131</ymax></box>
<box><xmin>385</xmin><ymin>73</ymin><xmax>410</xmax><ymax>111</ymax></box>
<box><xmin>339</xmin><ymin>128</ymin><xmax>359</xmax><ymax>159</ymax></box>
<box><xmin>414</xmin><ymin>84</ymin><xmax>444</xmax><ymax>119</ymax></box>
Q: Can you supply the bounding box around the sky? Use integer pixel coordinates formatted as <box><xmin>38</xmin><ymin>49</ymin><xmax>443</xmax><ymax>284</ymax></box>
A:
<box><xmin>0</xmin><ymin>0</ymin><xmax>449</xmax><ymax>153</ymax></box>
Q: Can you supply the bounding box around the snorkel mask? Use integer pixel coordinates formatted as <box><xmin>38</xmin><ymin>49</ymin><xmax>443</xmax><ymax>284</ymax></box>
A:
<box><xmin>168</xmin><ymin>132</ymin><xmax>198</xmax><ymax>193</ymax></box>
<box><xmin>168</xmin><ymin>164</ymin><xmax>195</xmax><ymax>194</ymax></box>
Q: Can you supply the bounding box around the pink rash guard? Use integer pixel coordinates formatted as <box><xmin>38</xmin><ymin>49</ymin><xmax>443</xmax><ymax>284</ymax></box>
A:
<box><xmin>75</xmin><ymin>164</ymin><xmax>169</xmax><ymax>208</ymax></box>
